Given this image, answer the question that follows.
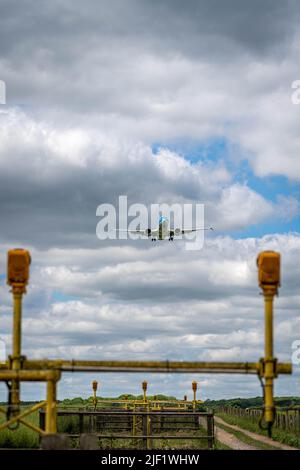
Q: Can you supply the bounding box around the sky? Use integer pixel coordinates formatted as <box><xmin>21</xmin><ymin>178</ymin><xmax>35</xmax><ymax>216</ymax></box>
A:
<box><xmin>0</xmin><ymin>0</ymin><xmax>300</xmax><ymax>402</ymax></box>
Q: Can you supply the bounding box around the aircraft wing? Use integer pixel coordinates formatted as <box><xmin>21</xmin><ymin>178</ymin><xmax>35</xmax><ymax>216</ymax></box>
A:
<box><xmin>174</xmin><ymin>227</ymin><xmax>214</xmax><ymax>234</ymax></box>
<box><xmin>112</xmin><ymin>228</ymin><xmax>160</xmax><ymax>237</ymax></box>
<box><xmin>112</xmin><ymin>229</ymin><xmax>147</xmax><ymax>234</ymax></box>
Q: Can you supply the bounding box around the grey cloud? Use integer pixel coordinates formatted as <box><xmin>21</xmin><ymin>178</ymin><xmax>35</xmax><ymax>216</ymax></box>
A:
<box><xmin>1</xmin><ymin>0</ymin><xmax>296</xmax><ymax>60</ymax></box>
<box><xmin>1</xmin><ymin>234</ymin><xmax>299</xmax><ymax>364</ymax></box>
<box><xmin>0</xmin><ymin>0</ymin><xmax>297</xmax><ymax>114</ymax></box>
<box><xmin>0</xmin><ymin>110</ymin><xmax>293</xmax><ymax>250</ymax></box>
<box><xmin>1</xmin><ymin>1</ymin><xmax>300</xmax><ymax>182</ymax></box>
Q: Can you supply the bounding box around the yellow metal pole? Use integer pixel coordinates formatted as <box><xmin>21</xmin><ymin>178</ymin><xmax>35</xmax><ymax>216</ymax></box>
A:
<box><xmin>6</xmin><ymin>359</ymin><xmax>291</xmax><ymax>374</ymax></box>
<box><xmin>7</xmin><ymin>249</ymin><xmax>31</xmax><ymax>420</ymax></box>
<box><xmin>0</xmin><ymin>370</ymin><xmax>61</xmax><ymax>381</ymax></box>
<box><xmin>45</xmin><ymin>379</ymin><xmax>57</xmax><ymax>434</ymax></box>
<box><xmin>263</xmin><ymin>289</ymin><xmax>276</xmax><ymax>433</ymax></box>
<box><xmin>147</xmin><ymin>402</ymin><xmax>151</xmax><ymax>450</ymax></box>
<box><xmin>11</xmin><ymin>290</ymin><xmax>23</xmax><ymax>417</ymax></box>
<box><xmin>257</xmin><ymin>251</ymin><xmax>281</xmax><ymax>437</ymax></box>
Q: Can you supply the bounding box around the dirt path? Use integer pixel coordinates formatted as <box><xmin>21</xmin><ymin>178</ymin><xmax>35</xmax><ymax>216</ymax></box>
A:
<box><xmin>215</xmin><ymin>423</ymin><xmax>258</xmax><ymax>450</ymax></box>
<box><xmin>215</xmin><ymin>416</ymin><xmax>298</xmax><ymax>451</ymax></box>
<box><xmin>199</xmin><ymin>415</ymin><xmax>257</xmax><ymax>450</ymax></box>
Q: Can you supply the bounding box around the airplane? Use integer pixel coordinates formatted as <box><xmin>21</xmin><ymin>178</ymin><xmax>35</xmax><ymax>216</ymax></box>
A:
<box><xmin>115</xmin><ymin>216</ymin><xmax>214</xmax><ymax>241</ymax></box>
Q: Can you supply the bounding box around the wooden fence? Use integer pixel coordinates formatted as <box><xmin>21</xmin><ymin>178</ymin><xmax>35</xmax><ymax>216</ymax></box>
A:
<box><xmin>218</xmin><ymin>406</ymin><xmax>300</xmax><ymax>432</ymax></box>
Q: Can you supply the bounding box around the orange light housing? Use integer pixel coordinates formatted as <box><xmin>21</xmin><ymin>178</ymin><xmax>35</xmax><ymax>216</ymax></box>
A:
<box><xmin>257</xmin><ymin>251</ymin><xmax>280</xmax><ymax>288</ymax></box>
<box><xmin>7</xmin><ymin>249</ymin><xmax>31</xmax><ymax>286</ymax></box>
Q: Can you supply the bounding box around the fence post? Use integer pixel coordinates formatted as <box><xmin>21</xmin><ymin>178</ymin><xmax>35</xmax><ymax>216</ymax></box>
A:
<box><xmin>39</xmin><ymin>409</ymin><xmax>45</xmax><ymax>431</ymax></box>
<box><xmin>79</xmin><ymin>413</ymin><xmax>84</xmax><ymax>434</ymax></box>
<box><xmin>142</xmin><ymin>414</ymin><xmax>147</xmax><ymax>450</ymax></box>
<box><xmin>207</xmin><ymin>413</ymin><xmax>214</xmax><ymax>449</ymax></box>
<box><xmin>147</xmin><ymin>412</ymin><xmax>152</xmax><ymax>450</ymax></box>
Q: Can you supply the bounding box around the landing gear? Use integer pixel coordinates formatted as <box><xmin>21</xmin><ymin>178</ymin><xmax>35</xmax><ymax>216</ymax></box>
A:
<box><xmin>151</xmin><ymin>238</ymin><xmax>157</xmax><ymax>241</ymax></box>
<box><xmin>168</xmin><ymin>237</ymin><xmax>174</xmax><ymax>241</ymax></box>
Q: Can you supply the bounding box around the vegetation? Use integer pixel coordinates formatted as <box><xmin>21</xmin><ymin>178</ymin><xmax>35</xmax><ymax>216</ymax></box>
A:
<box><xmin>205</xmin><ymin>396</ymin><xmax>300</xmax><ymax>409</ymax></box>
<box><xmin>1</xmin><ymin>396</ymin><xmax>299</xmax><ymax>449</ymax></box>
<box><xmin>0</xmin><ymin>408</ymin><xmax>40</xmax><ymax>448</ymax></box>
<box><xmin>215</xmin><ymin>420</ymin><xmax>278</xmax><ymax>450</ymax></box>
<box><xmin>217</xmin><ymin>412</ymin><xmax>300</xmax><ymax>449</ymax></box>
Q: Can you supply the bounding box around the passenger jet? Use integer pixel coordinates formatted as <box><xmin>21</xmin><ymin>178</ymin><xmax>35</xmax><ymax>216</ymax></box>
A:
<box><xmin>116</xmin><ymin>216</ymin><xmax>214</xmax><ymax>241</ymax></box>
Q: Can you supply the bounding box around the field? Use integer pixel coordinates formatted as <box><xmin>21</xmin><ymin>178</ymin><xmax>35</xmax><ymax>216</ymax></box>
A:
<box><xmin>1</xmin><ymin>396</ymin><xmax>300</xmax><ymax>450</ymax></box>
<box><xmin>0</xmin><ymin>396</ymin><xmax>217</xmax><ymax>449</ymax></box>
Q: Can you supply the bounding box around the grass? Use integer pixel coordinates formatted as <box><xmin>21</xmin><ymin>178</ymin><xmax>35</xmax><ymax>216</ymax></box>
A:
<box><xmin>217</xmin><ymin>412</ymin><xmax>300</xmax><ymax>449</ymax></box>
<box><xmin>0</xmin><ymin>405</ymin><xmax>217</xmax><ymax>449</ymax></box>
<box><xmin>0</xmin><ymin>408</ymin><xmax>40</xmax><ymax>448</ymax></box>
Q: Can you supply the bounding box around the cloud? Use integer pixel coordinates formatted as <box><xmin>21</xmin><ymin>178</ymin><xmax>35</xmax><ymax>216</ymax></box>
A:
<box><xmin>0</xmin><ymin>0</ymin><xmax>300</xmax><ymax>182</ymax></box>
<box><xmin>215</xmin><ymin>184</ymin><xmax>274</xmax><ymax>230</ymax></box>
<box><xmin>1</xmin><ymin>233</ymin><xmax>300</xmax><ymax>360</ymax></box>
<box><xmin>275</xmin><ymin>195</ymin><xmax>300</xmax><ymax>222</ymax></box>
<box><xmin>0</xmin><ymin>108</ymin><xmax>295</xmax><ymax>251</ymax></box>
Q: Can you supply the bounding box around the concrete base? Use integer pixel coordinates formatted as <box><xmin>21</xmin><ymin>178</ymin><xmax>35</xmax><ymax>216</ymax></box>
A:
<box><xmin>79</xmin><ymin>433</ymin><xmax>98</xmax><ymax>450</ymax></box>
<box><xmin>41</xmin><ymin>433</ymin><xmax>70</xmax><ymax>450</ymax></box>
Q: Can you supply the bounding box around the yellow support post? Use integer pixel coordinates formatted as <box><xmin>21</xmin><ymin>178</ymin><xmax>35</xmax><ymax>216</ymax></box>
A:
<box><xmin>124</xmin><ymin>394</ymin><xmax>128</xmax><ymax>410</ymax></box>
<box><xmin>264</xmin><ymin>290</ymin><xmax>275</xmax><ymax>431</ymax></box>
<box><xmin>7</xmin><ymin>249</ymin><xmax>31</xmax><ymax>418</ymax></box>
<box><xmin>146</xmin><ymin>402</ymin><xmax>151</xmax><ymax>450</ymax></box>
<box><xmin>257</xmin><ymin>251</ymin><xmax>280</xmax><ymax>437</ymax></box>
<box><xmin>45</xmin><ymin>379</ymin><xmax>57</xmax><ymax>434</ymax></box>
<box><xmin>132</xmin><ymin>403</ymin><xmax>136</xmax><ymax>446</ymax></box>
<box><xmin>11</xmin><ymin>290</ymin><xmax>22</xmax><ymax>417</ymax></box>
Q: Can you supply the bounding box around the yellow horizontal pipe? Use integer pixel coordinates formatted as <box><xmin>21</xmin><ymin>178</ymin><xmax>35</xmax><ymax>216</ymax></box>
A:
<box><xmin>0</xmin><ymin>360</ymin><xmax>292</xmax><ymax>374</ymax></box>
<box><xmin>0</xmin><ymin>370</ymin><xmax>61</xmax><ymax>381</ymax></box>
<box><xmin>92</xmin><ymin>399</ymin><xmax>203</xmax><ymax>405</ymax></box>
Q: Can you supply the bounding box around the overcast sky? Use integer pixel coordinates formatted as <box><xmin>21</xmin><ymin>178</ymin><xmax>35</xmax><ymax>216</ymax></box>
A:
<box><xmin>0</xmin><ymin>0</ymin><xmax>300</xmax><ymax>401</ymax></box>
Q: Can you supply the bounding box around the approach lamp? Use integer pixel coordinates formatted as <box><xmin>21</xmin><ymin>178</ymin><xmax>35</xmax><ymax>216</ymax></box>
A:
<box><xmin>7</xmin><ymin>248</ymin><xmax>31</xmax><ymax>292</ymax></box>
<box><xmin>92</xmin><ymin>380</ymin><xmax>98</xmax><ymax>392</ymax></box>
<box><xmin>142</xmin><ymin>380</ymin><xmax>148</xmax><ymax>402</ymax></box>
<box><xmin>192</xmin><ymin>381</ymin><xmax>197</xmax><ymax>408</ymax></box>
<box><xmin>257</xmin><ymin>251</ymin><xmax>280</xmax><ymax>292</ymax></box>
<box><xmin>142</xmin><ymin>380</ymin><xmax>148</xmax><ymax>392</ymax></box>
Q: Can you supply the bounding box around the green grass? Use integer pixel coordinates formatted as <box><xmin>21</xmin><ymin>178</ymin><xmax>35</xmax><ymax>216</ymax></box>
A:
<box><xmin>217</xmin><ymin>412</ymin><xmax>300</xmax><ymax>449</ymax></box>
<box><xmin>0</xmin><ymin>405</ymin><xmax>216</xmax><ymax>449</ymax></box>
<box><xmin>0</xmin><ymin>408</ymin><xmax>40</xmax><ymax>448</ymax></box>
<box><xmin>214</xmin><ymin>440</ymin><xmax>231</xmax><ymax>450</ymax></box>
